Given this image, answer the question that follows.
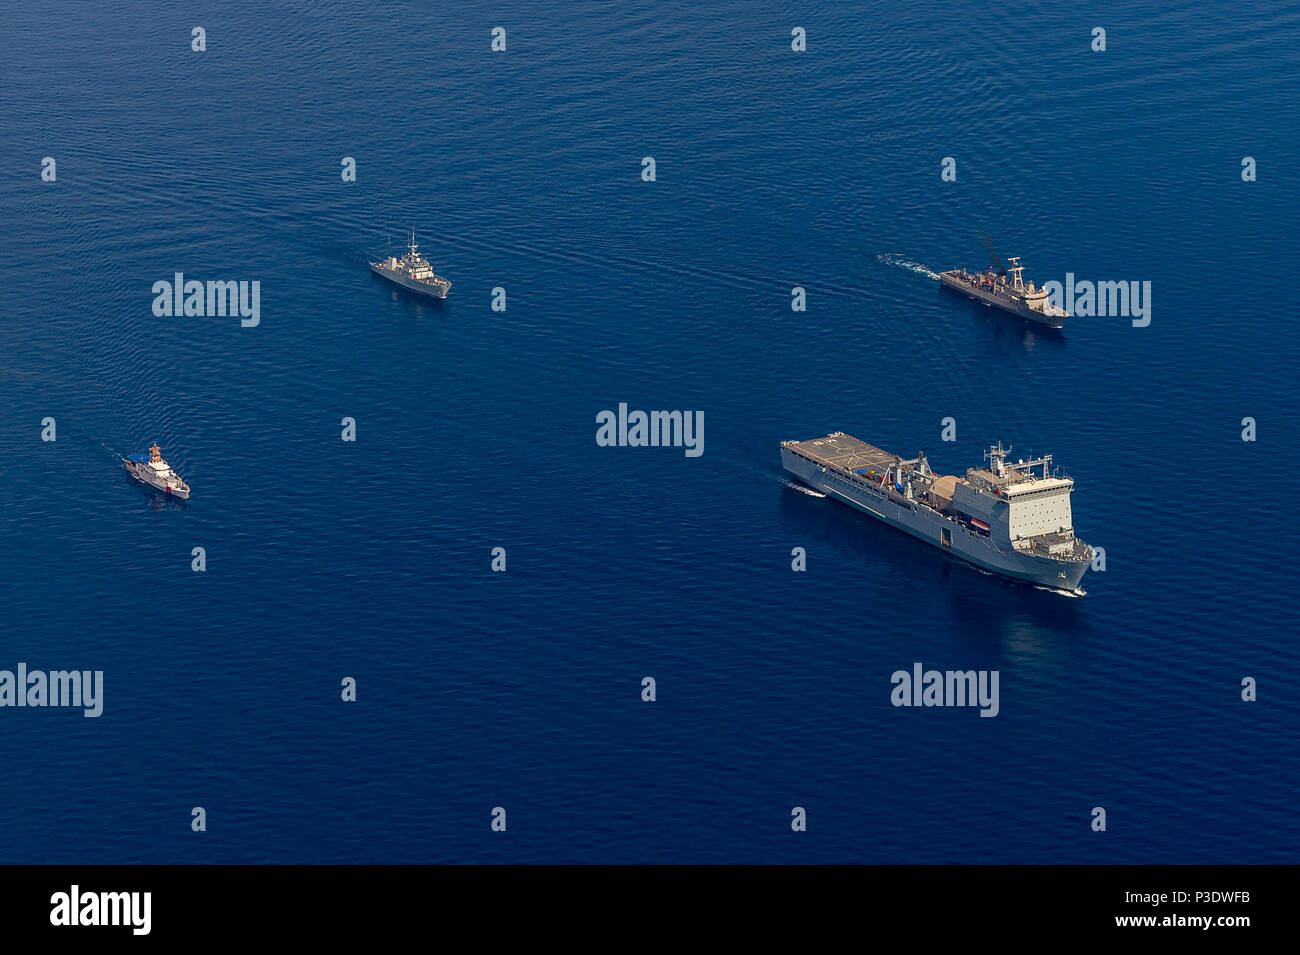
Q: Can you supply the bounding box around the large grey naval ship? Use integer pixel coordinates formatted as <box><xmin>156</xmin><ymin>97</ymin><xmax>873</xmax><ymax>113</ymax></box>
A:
<box><xmin>939</xmin><ymin>257</ymin><xmax>1068</xmax><ymax>328</ymax></box>
<box><xmin>124</xmin><ymin>444</ymin><xmax>190</xmax><ymax>499</ymax></box>
<box><xmin>369</xmin><ymin>232</ymin><xmax>452</xmax><ymax>299</ymax></box>
<box><xmin>781</xmin><ymin>433</ymin><xmax>1092</xmax><ymax>593</ymax></box>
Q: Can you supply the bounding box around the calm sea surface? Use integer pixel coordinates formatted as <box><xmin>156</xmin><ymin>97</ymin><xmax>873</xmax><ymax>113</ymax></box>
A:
<box><xmin>0</xmin><ymin>0</ymin><xmax>1297</xmax><ymax>862</ymax></box>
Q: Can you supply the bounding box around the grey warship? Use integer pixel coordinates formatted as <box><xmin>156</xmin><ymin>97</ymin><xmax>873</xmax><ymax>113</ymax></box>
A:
<box><xmin>781</xmin><ymin>433</ymin><xmax>1092</xmax><ymax>593</ymax></box>
<box><xmin>369</xmin><ymin>232</ymin><xmax>452</xmax><ymax>299</ymax></box>
<box><xmin>124</xmin><ymin>444</ymin><xmax>190</xmax><ymax>499</ymax></box>
<box><xmin>939</xmin><ymin>257</ymin><xmax>1068</xmax><ymax>328</ymax></box>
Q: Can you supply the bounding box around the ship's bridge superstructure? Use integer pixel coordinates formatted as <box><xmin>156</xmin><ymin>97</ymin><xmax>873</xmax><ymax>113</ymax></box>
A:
<box><xmin>396</xmin><ymin>240</ymin><xmax>436</xmax><ymax>281</ymax></box>
<box><xmin>960</xmin><ymin>442</ymin><xmax>1077</xmax><ymax>546</ymax></box>
<box><xmin>1006</xmin><ymin>257</ymin><xmax>1053</xmax><ymax>312</ymax></box>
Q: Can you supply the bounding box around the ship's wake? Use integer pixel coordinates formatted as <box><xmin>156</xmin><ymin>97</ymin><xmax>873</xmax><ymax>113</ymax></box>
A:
<box><xmin>738</xmin><ymin>461</ymin><xmax>828</xmax><ymax>497</ymax></box>
<box><xmin>877</xmin><ymin>253</ymin><xmax>940</xmax><ymax>281</ymax></box>
<box><xmin>1034</xmin><ymin>585</ymin><xmax>1087</xmax><ymax>598</ymax></box>
<box><xmin>785</xmin><ymin>481</ymin><xmax>826</xmax><ymax>498</ymax></box>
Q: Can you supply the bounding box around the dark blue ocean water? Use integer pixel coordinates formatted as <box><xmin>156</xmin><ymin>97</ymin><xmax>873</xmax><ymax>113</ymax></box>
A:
<box><xmin>1</xmin><ymin>1</ymin><xmax>1297</xmax><ymax>863</ymax></box>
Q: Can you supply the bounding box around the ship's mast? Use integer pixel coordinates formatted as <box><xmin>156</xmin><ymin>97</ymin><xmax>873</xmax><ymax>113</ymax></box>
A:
<box><xmin>987</xmin><ymin>442</ymin><xmax>1056</xmax><ymax>481</ymax></box>
<box><xmin>985</xmin><ymin>441</ymin><xmax>1010</xmax><ymax>478</ymax></box>
<box><xmin>1013</xmin><ymin>453</ymin><xmax>1054</xmax><ymax>479</ymax></box>
<box><xmin>149</xmin><ymin>443</ymin><xmax>162</xmax><ymax>463</ymax></box>
<box><xmin>1006</xmin><ymin>256</ymin><xmax>1024</xmax><ymax>291</ymax></box>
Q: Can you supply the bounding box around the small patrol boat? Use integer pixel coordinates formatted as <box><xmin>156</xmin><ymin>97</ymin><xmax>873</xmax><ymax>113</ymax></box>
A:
<box><xmin>369</xmin><ymin>231</ymin><xmax>452</xmax><ymax>299</ymax></box>
<box><xmin>124</xmin><ymin>444</ymin><xmax>191</xmax><ymax>499</ymax></box>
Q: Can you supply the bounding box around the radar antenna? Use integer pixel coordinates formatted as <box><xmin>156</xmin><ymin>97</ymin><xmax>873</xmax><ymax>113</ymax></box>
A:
<box><xmin>1006</xmin><ymin>256</ymin><xmax>1025</xmax><ymax>291</ymax></box>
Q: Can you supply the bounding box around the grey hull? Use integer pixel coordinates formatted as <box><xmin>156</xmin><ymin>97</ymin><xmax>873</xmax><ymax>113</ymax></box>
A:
<box><xmin>369</xmin><ymin>264</ymin><xmax>450</xmax><ymax>299</ymax></box>
<box><xmin>782</xmin><ymin>448</ymin><xmax>1088</xmax><ymax>592</ymax></box>
<box><xmin>940</xmin><ymin>273</ymin><xmax>1065</xmax><ymax>328</ymax></box>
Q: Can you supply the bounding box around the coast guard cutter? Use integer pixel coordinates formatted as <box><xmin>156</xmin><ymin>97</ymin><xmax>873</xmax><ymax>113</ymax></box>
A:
<box><xmin>124</xmin><ymin>444</ymin><xmax>190</xmax><ymax>500</ymax></box>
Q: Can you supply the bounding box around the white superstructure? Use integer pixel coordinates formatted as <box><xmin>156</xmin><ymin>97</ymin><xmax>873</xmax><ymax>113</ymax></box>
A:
<box><xmin>124</xmin><ymin>443</ymin><xmax>190</xmax><ymax>499</ymax></box>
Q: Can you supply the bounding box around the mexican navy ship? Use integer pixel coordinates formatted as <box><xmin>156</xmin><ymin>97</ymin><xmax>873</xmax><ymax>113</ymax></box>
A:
<box><xmin>781</xmin><ymin>433</ymin><xmax>1092</xmax><ymax>593</ymax></box>
<box><xmin>939</xmin><ymin>257</ymin><xmax>1068</xmax><ymax>328</ymax></box>
<box><xmin>369</xmin><ymin>232</ymin><xmax>452</xmax><ymax>299</ymax></box>
<box><xmin>124</xmin><ymin>444</ymin><xmax>190</xmax><ymax>499</ymax></box>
